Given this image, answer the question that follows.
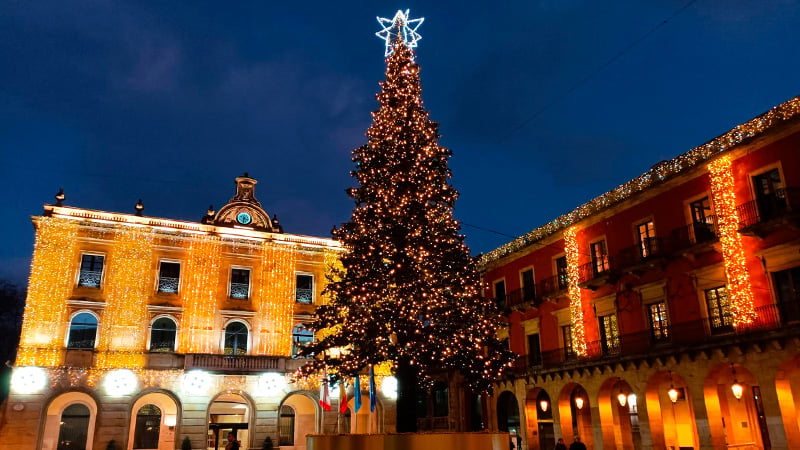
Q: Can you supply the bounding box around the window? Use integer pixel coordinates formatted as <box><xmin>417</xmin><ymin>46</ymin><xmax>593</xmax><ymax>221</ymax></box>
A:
<box><xmin>648</xmin><ymin>302</ymin><xmax>670</xmax><ymax>342</ymax></box>
<box><xmin>526</xmin><ymin>333</ymin><xmax>541</xmax><ymax>366</ymax></box>
<box><xmin>224</xmin><ymin>322</ymin><xmax>248</xmax><ymax>355</ymax></box>
<box><xmin>689</xmin><ymin>197</ymin><xmax>716</xmax><ymax>243</ymax></box>
<box><xmin>590</xmin><ymin>240</ymin><xmax>609</xmax><ymax>275</ymax></box>
<box><xmin>753</xmin><ymin>168</ymin><xmax>786</xmax><ymax>221</ymax></box>
<box><xmin>520</xmin><ymin>269</ymin><xmax>535</xmax><ymax>302</ymax></box>
<box><xmin>230</xmin><ymin>268</ymin><xmax>251</xmax><ymax>299</ymax></box>
<box><xmin>705</xmin><ymin>286</ymin><xmax>733</xmax><ymax>334</ymax></box>
<box><xmin>57</xmin><ymin>403</ymin><xmax>91</xmax><ymax>450</ymax></box>
<box><xmin>67</xmin><ymin>312</ymin><xmax>98</xmax><ymax>349</ymax></box>
<box><xmin>432</xmin><ymin>381</ymin><xmax>449</xmax><ymax>417</ymax></box>
<box><xmin>562</xmin><ymin>325</ymin><xmax>575</xmax><ymax>359</ymax></box>
<box><xmin>773</xmin><ymin>266</ymin><xmax>800</xmax><ymax>323</ymax></box>
<box><xmin>149</xmin><ymin>317</ymin><xmax>177</xmax><ymax>352</ymax></box>
<box><xmin>637</xmin><ymin>221</ymin><xmax>656</xmax><ymax>258</ymax></box>
<box><xmin>556</xmin><ymin>256</ymin><xmax>568</xmax><ymax>289</ymax></box>
<box><xmin>494</xmin><ymin>280</ymin><xmax>506</xmax><ymax>309</ymax></box>
<box><xmin>279</xmin><ymin>405</ymin><xmax>295</xmax><ymax>446</ymax></box>
<box><xmin>296</xmin><ymin>274</ymin><xmax>314</xmax><ymax>304</ymax></box>
<box><xmin>78</xmin><ymin>254</ymin><xmax>104</xmax><ymax>288</ymax></box>
<box><xmin>600</xmin><ymin>314</ymin><xmax>620</xmax><ymax>354</ymax></box>
<box><xmin>690</xmin><ymin>197</ymin><xmax>712</xmax><ymax>224</ymax></box>
<box><xmin>132</xmin><ymin>404</ymin><xmax>161</xmax><ymax>449</ymax></box>
<box><xmin>157</xmin><ymin>261</ymin><xmax>180</xmax><ymax>294</ymax></box>
<box><xmin>291</xmin><ymin>324</ymin><xmax>314</xmax><ymax>358</ymax></box>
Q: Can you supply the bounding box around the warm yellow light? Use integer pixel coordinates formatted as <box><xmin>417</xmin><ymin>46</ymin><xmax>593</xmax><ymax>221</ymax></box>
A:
<box><xmin>179</xmin><ymin>236</ymin><xmax>222</xmax><ymax>353</ymax></box>
<box><xmin>668</xmin><ymin>385</ymin><xmax>679</xmax><ymax>404</ymax></box>
<box><xmin>254</xmin><ymin>242</ymin><xmax>297</xmax><ymax>356</ymax></box>
<box><xmin>564</xmin><ymin>227</ymin><xmax>586</xmax><ymax>356</ymax></box>
<box><xmin>617</xmin><ymin>392</ymin><xmax>627</xmax><ymax>407</ymax></box>
<box><xmin>731</xmin><ymin>380</ymin><xmax>744</xmax><ymax>400</ymax></box>
<box><xmin>17</xmin><ymin>218</ymin><xmax>79</xmax><ymax>366</ymax></box>
<box><xmin>574</xmin><ymin>396</ymin><xmax>584</xmax><ymax>410</ymax></box>
<box><xmin>708</xmin><ymin>157</ymin><xmax>757</xmax><ymax>327</ymax></box>
<box><xmin>539</xmin><ymin>399</ymin><xmax>549</xmax><ymax>412</ymax></box>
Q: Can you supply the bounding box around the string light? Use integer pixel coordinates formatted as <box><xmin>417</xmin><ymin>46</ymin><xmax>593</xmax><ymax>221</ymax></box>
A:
<box><xmin>708</xmin><ymin>157</ymin><xmax>757</xmax><ymax>327</ymax></box>
<box><xmin>376</xmin><ymin>9</ymin><xmax>424</xmax><ymax>57</ymax></box>
<box><xmin>482</xmin><ymin>95</ymin><xmax>800</xmax><ymax>266</ymax></box>
<box><xmin>179</xmin><ymin>236</ymin><xmax>222</xmax><ymax>353</ymax></box>
<box><xmin>564</xmin><ymin>227</ymin><xmax>587</xmax><ymax>356</ymax></box>
<box><xmin>17</xmin><ymin>217</ymin><xmax>79</xmax><ymax>366</ymax></box>
<box><xmin>255</xmin><ymin>242</ymin><xmax>296</xmax><ymax>355</ymax></box>
<box><xmin>96</xmin><ymin>226</ymin><xmax>155</xmax><ymax>368</ymax></box>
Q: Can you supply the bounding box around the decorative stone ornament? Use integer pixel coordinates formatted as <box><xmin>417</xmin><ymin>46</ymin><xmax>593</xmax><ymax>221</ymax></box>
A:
<box><xmin>212</xmin><ymin>173</ymin><xmax>282</xmax><ymax>232</ymax></box>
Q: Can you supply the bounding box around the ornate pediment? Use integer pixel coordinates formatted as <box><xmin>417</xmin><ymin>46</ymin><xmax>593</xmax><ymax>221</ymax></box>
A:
<box><xmin>207</xmin><ymin>173</ymin><xmax>283</xmax><ymax>233</ymax></box>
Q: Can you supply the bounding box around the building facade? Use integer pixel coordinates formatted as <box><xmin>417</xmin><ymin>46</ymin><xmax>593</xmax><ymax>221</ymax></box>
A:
<box><xmin>0</xmin><ymin>175</ymin><xmax>401</xmax><ymax>450</ymax></box>
<box><xmin>482</xmin><ymin>96</ymin><xmax>800</xmax><ymax>450</ymax></box>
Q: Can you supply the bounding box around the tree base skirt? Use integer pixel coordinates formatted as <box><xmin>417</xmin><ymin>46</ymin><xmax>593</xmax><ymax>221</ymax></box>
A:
<box><xmin>307</xmin><ymin>432</ymin><xmax>509</xmax><ymax>450</ymax></box>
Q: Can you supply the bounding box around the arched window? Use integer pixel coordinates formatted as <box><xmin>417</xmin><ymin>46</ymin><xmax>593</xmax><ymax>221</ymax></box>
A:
<box><xmin>133</xmin><ymin>404</ymin><xmax>161</xmax><ymax>449</ymax></box>
<box><xmin>57</xmin><ymin>403</ymin><xmax>90</xmax><ymax>450</ymax></box>
<box><xmin>432</xmin><ymin>381</ymin><xmax>449</xmax><ymax>417</ymax></box>
<box><xmin>67</xmin><ymin>313</ymin><xmax>98</xmax><ymax>349</ymax></box>
<box><xmin>224</xmin><ymin>322</ymin><xmax>248</xmax><ymax>355</ymax></box>
<box><xmin>150</xmin><ymin>317</ymin><xmax>177</xmax><ymax>352</ymax></box>
<box><xmin>279</xmin><ymin>405</ymin><xmax>295</xmax><ymax>446</ymax></box>
<box><xmin>291</xmin><ymin>324</ymin><xmax>314</xmax><ymax>358</ymax></box>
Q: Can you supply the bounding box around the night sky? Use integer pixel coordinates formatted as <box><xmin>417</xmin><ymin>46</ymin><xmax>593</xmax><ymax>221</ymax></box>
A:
<box><xmin>2</xmin><ymin>1</ymin><xmax>800</xmax><ymax>286</ymax></box>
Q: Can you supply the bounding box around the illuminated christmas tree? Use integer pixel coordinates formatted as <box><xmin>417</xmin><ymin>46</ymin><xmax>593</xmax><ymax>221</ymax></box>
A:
<box><xmin>299</xmin><ymin>10</ymin><xmax>514</xmax><ymax>432</ymax></box>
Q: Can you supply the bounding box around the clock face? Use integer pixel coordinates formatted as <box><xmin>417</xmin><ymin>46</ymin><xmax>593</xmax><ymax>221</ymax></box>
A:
<box><xmin>236</xmin><ymin>212</ymin><xmax>252</xmax><ymax>225</ymax></box>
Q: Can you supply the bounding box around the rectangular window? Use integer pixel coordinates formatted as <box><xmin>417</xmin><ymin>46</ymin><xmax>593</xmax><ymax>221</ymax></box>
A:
<box><xmin>753</xmin><ymin>168</ymin><xmax>787</xmax><ymax>221</ymax></box>
<box><xmin>590</xmin><ymin>240</ymin><xmax>609</xmax><ymax>275</ymax></box>
<box><xmin>690</xmin><ymin>197</ymin><xmax>711</xmax><ymax>224</ymax></box>
<box><xmin>527</xmin><ymin>333</ymin><xmax>542</xmax><ymax>366</ymax></box>
<box><xmin>600</xmin><ymin>314</ymin><xmax>620</xmax><ymax>354</ymax></box>
<box><xmin>772</xmin><ymin>266</ymin><xmax>800</xmax><ymax>323</ymax></box>
<box><xmin>494</xmin><ymin>280</ymin><xmax>507</xmax><ymax>309</ymax></box>
<box><xmin>157</xmin><ymin>261</ymin><xmax>181</xmax><ymax>294</ymax></box>
<box><xmin>556</xmin><ymin>256</ymin><xmax>568</xmax><ymax>289</ymax></box>
<box><xmin>562</xmin><ymin>325</ymin><xmax>575</xmax><ymax>360</ymax></box>
<box><xmin>648</xmin><ymin>301</ymin><xmax>670</xmax><ymax>342</ymax></box>
<box><xmin>296</xmin><ymin>274</ymin><xmax>314</xmax><ymax>304</ymax></box>
<box><xmin>230</xmin><ymin>268</ymin><xmax>250</xmax><ymax>299</ymax></box>
<box><xmin>705</xmin><ymin>286</ymin><xmax>733</xmax><ymax>334</ymax></box>
<box><xmin>689</xmin><ymin>197</ymin><xmax>716</xmax><ymax>244</ymax></box>
<box><xmin>637</xmin><ymin>221</ymin><xmax>656</xmax><ymax>258</ymax></box>
<box><xmin>521</xmin><ymin>269</ymin><xmax>536</xmax><ymax>302</ymax></box>
<box><xmin>78</xmin><ymin>254</ymin><xmax>104</xmax><ymax>288</ymax></box>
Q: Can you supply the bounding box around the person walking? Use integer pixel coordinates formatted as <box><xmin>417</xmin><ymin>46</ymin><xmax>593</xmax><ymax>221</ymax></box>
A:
<box><xmin>569</xmin><ymin>436</ymin><xmax>587</xmax><ymax>450</ymax></box>
<box><xmin>555</xmin><ymin>437</ymin><xmax>568</xmax><ymax>450</ymax></box>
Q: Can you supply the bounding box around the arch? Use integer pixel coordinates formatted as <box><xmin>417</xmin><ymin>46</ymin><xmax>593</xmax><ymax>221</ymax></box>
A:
<box><xmin>703</xmin><ymin>363</ymin><xmax>768</xmax><ymax>450</ymax></box>
<box><xmin>127</xmin><ymin>390</ymin><xmax>180</xmax><ymax>450</ymax></box>
<box><xmin>557</xmin><ymin>383</ymin><xmax>592</xmax><ymax>448</ymax></box>
<box><xmin>496</xmin><ymin>390</ymin><xmax>520</xmax><ymax>432</ymax></box>
<box><xmin>776</xmin><ymin>354</ymin><xmax>800</xmax><ymax>444</ymax></box>
<box><xmin>148</xmin><ymin>316</ymin><xmax>178</xmax><ymax>352</ymax></box>
<box><xmin>280</xmin><ymin>391</ymin><xmax>319</xmax><ymax>450</ymax></box>
<box><xmin>525</xmin><ymin>387</ymin><xmax>555</xmax><ymax>450</ymax></box>
<box><xmin>223</xmin><ymin>320</ymin><xmax>250</xmax><ymax>355</ymax></box>
<box><xmin>645</xmin><ymin>370</ymin><xmax>699</xmax><ymax>450</ymax></box>
<box><xmin>207</xmin><ymin>391</ymin><xmax>254</xmax><ymax>450</ymax></box>
<box><xmin>597</xmin><ymin>377</ymin><xmax>639</xmax><ymax>450</ymax></box>
<box><xmin>41</xmin><ymin>391</ymin><xmax>98</xmax><ymax>450</ymax></box>
<box><xmin>66</xmin><ymin>311</ymin><xmax>99</xmax><ymax>349</ymax></box>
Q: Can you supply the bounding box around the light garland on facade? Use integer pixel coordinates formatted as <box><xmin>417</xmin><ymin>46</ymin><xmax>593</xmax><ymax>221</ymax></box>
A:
<box><xmin>482</xmin><ymin>96</ymin><xmax>800</xmax><ymax>266</ymax></box>
<box><xmin>96</xmin><ymin>226</ymin><xmax>155</xmax><ymax>368</ymax></box>
<box><xmin>708</xmin><ymin>157</ymin><xmax>757</xmax><ymax>327</ymax></box>
<box><xmin>179</xmin><ymin>236</ymin><xmax>222</xmax><ymax>353</ymax></box>
<box><xmin>564</xmin><ymin>227</ymin><xmax>587</xmax><ymax>356</ymax></box>
<box><xmin>255</xmin><ymin>242</ymin><xmax>297</xmax><ymax>355</ymax></box>
<box><xmin>17</xmin><ymin>217</ymin><xmax>79</xmax><ymax>366</ymax></box>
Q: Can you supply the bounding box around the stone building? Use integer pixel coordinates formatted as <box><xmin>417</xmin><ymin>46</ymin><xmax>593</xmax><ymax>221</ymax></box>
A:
<box><xmin>482</xmin><ymin>95</ymin><xmax>800</xmax><ymax>450</ymax></box>
<box><xmin>0</xmin><ymin>174</ymin><xmax>397</xmax><ymax>450</ymax></box>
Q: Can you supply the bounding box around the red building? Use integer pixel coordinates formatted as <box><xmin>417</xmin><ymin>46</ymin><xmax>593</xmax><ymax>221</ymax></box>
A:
<box><xmin>481</xmin><ymin>95</ymin><xmax>800</xmax><ymax>450</ymax></box>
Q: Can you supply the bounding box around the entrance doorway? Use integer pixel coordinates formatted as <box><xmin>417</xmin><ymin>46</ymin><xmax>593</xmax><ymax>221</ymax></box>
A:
<box><xmin>208</xmin><ymin>394</ymin><xmax>250</xmax><ymax>450</ymax></box>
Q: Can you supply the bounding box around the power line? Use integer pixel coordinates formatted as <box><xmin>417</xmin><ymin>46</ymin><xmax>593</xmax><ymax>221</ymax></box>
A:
<box><xmin>498</xmin><ymin>0</ymin><xmax>700</xmax><ymax>144</ymax></box>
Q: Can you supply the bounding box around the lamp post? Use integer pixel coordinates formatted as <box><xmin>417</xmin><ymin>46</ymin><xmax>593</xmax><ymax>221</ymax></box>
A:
<box><xmin>730</xmin><ymin>363</ymin><xmax>744</xmax><ymax>401</ymax></box>
<box><xmin>668</xmin><ymin>370</ymin><xmax>680</xmax><ymax>449</ymax></box>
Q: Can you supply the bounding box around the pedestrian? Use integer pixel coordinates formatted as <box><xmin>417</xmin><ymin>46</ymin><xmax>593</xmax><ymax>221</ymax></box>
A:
<box><xmin>555</xmin><ymin>437</ymin><xmax>567</xmax><ymax>450</ymax></box>
<box><xmin>568</xmin><ymin>436</ymin><xmax>587</xmax><ymax>450</ymax></box>
<box><xmin>225</xmin><ymin>432</ymin><xmax>240</xmax><ymax>450</ymax></box>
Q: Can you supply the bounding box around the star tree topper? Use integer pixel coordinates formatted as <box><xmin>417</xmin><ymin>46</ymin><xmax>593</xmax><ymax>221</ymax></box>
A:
<box><xmin>376</xmin><ymin>9</ymin><xmax>424</xmax><ymax>57</ymax></box>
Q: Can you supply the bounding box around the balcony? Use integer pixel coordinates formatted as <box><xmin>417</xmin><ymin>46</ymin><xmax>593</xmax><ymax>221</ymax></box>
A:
<box><xmin>578</xmin><ymin>260</ymin><xmax>616</xmax><ymax>291</ymax></box>
<box><xmin>615</xmin><ymin>237</ymin><xmax>668</xmax><ymax>274</ymax></box>
<box><xmin>506</xmin><ymin>286</ymin><xmax>540</xmax><ymax>310</ymax></box>
<box><xmin>509</xmin><ymin>303</ymin><xmax>794</xmax><ymax>376</ymax></box>
<box><xmin>229</xmin><ymin>282</ymin><xmax>250</xmax><ymax>300</ymax></box>
<box><xmin>736</xmin><ymin>188</ymin><xmax>800</xmax><ymax>238</ymax></box>
<box><xmin>669</xmin><ymin>216</ymin><xmax>719</xmax><ymax>256</ymax></box>
<box><xmin>537</xmin><ymin>275</ymin><xmax>569</xmax><ymax>300</ymax></box>
<box><xmin>77</xmin><ymin>269</ymin><xmax>102</xmax><ymax>288</ymax></box>
<box><xmin>184</xmin><ymin>353</ymin><xmax>281</xmax><ymax>373</ymax></box>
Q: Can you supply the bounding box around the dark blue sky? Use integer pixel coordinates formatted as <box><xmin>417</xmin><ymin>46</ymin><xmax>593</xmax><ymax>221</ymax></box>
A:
<box><xmin>2</xmin><ymin>1</ymin><xmax>800</xmax><ymax>286</ymax></box>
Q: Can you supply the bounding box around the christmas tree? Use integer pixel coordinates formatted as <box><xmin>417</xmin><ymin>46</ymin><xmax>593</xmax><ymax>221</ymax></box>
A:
<box><xmin>298</xmin><ymin>11</ymin><xmax>514</xmax><ymax>432</ymax></box>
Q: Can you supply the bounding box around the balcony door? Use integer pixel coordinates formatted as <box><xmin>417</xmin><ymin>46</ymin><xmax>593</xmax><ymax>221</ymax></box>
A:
<box><xmin>773</xmin><ymin>266</ymin><xmax>800</xmax><ymax>323</ymax></box>
<box><xmin>753</xmin><ymin>169</ymin><xmax>785</xmax><ymax>221</ymax></box>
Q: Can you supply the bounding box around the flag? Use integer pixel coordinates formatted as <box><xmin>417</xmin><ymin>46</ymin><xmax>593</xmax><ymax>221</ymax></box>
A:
<box><xmin>354</xmin><ymin>375</ymin><xmax>362</xmax><ymax>413</ymax></box>
<box><xmin>339</xmin><ymin>380</ymin><xmax>348</xmax><ymax>413</ymax></box>
<box><xmin>320</xmin><ymin>370</ymin><xmax>331</xmax><ymax>412</ymax></box>
<box><xmin>369</xmin><ymin>365</ymin><xmax>376</xmax><ymax>412</ymax></box>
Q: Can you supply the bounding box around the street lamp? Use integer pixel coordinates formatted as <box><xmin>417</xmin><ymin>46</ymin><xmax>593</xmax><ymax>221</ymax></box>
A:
<box><xmin>667</xmin><ymin>370</ymin><xmax>679</xmax><ymax>404</ymax></box>
<box><xmin>574</xmin><ymin>396</ymin><xmax>584</xmax><ymax>410</ymax></box>
<box><xmin>731</xmin><ymin>363</ymin><xmax>743</xmax><ymax>400</ymax></box>
<box><xmin>539</xmin><ymin>399</ymin><xmax>549</xmax><ymax>412</ymax></box>
<box><xmin>617</xmin><ymin>392</ymin><xmax>628</xmax><ymax>407</ymax></box>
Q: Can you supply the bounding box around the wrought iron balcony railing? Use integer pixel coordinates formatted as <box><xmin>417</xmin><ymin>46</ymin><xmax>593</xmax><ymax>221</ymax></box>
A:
<box><xmin>157</xmin><ymin>276</ymin><xmax>179</xmax><ymax>294</ymax></box>
<box><xmin>506</xmin><ymin>286</ymin><xmax>540</xmax><ymax>308</ymax></box>
<box><xmin>77</xmin><ymin>270</ymin><xmax>102</xmax><ymax>288</ymax></box>
<box><xmin>229</xmin><ymin>282</ymin><xmax>250</xmax><ymax>299</ymax></box>
<box><xmin>670</xmin><ymin>216</ymin><xmax>719</xmax><ymax>251</ymax></box>
<box><xmin>736</xmin><ymin>187</ymin><xmax>800</xmax><ymax>230</ymax></box>
<box><xmin>184</xmin><ymin>353</ymin><xmax>280</xmax><ymax>372</ymax></box>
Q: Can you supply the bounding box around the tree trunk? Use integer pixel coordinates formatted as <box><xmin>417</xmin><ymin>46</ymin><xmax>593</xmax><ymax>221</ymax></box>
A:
<box><xmin>395</xmin><ymin>356</ymin><xmax>418</xmax><ymax>432</ymax></box>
